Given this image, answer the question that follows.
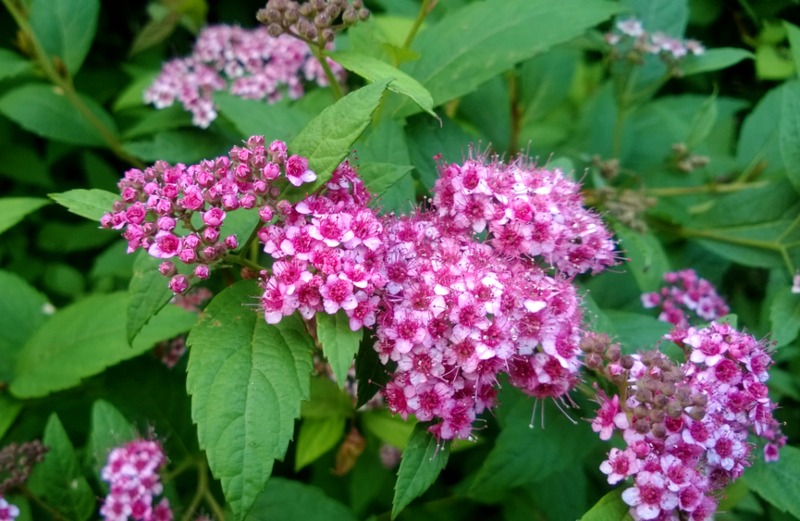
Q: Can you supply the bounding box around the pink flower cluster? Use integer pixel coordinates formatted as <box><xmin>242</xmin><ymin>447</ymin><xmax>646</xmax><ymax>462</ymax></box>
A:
<box><xmin>144</xmin><ymin>25</ymin><xmax>344</xmax><ymax>127</ymax></box>
<box><xmin>100</xmin><ymin>439</ymin><xmax>172</xmax><ymax>521</ymax></box>
<box><xmin>376</xmin><ymin>212</ymin><xmax>585</xmax><ymax>440</ymax></box>
<box><xmin>591</xmin><ymin>322</ymin><xmax>784</xmax><ymax>521</ymax></box>
<box><xmin>433</xmin><ymin>155</ymin><xmax>617</xmax><ymax>276</ymax></box>
<box><xmin>642</xmin><ymin>269</ymin><xmax>730</xmax><ymax>327</ymax></box>
<box><xmin>258</xmin><ymin>161</ymin><xmax>385</xmax><ymax>330</ymax></box>
<box><xmin>605</xmin><ymin>17</ymin><xmax>705</xmax><ymax>62</ymax></box>
<box><xmin>101</xmin><ymin>136</ymin><xmax>317</xmax><ymax>294</ymax></box>
<box><xmin>0</xmin><ymin>497</ymin><xmax>18</xmax><ymax>521</ymax></box>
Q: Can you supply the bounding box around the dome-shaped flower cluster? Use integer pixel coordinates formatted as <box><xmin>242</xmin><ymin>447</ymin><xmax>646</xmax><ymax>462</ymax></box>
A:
<box><xmin>642</xmin><ymin>269</ymin><xmax>730</xmax><ymax>327</ymax></box>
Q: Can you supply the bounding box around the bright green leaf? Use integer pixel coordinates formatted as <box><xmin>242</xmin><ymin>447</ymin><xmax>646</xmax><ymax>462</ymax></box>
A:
<box><xmin>744</xmin><ymin>445</ymin><xmax>800</xmax><ymax>518</ymax></box>
<box><xmin>680</xmin><ymin>48</ymin><xmax>753</xmax><ymax>76</ymax></box>
<box><xmin>580</xmin><ymin>489</ymin><xmax>632</xmax><ymax>521</ymax></box>
<box><xmin>301</xmin><ymin>376</ymin><xmax>355</xmax><ymax>419</ymax></box>
<box><xmin>49</xmin><ymin>189</ymin><xmax>119</xmax><ymax>221</ymax></box>
<box><xmin>392</xmin><ymin>423</ymin><xmax>449</xmax><ymax>519</ymax></box>
<box><xmin>756</xmin><ymin>45</ymin><xmax>795</xmax><ymax>81</ymax></box>
<box><xmin>37</xmin><ymin>221</ymin><xmax>115</xmax><ymax>252</ymax></box>
<box><xmin>245</xmin><ymin>478</ymin><xmax>357</xmax><ymax>521</ymax></box>
<box><xmin>214</xmin><ymin>92</ymin><xmax>313</xmax><ymax>141</ymax></box>
<box><xmin>295</xmin><ymin>416</ymin><xmax>347</xmax><ymax>471</ymax></box>
<box><xmin>127</xmin><ymin>252</ymin><xmax>175</xmax><ymax>344</ymax></box>
<box><xmin>0</xmin><ymin>49</ymin><xmax>33</xmax><ymax>80</ymax></box>
<box><xmin>186</xmin><ymin>281</ymin><xmax>314</xmax><ymax>519</ymax></box>
<box><xmin>604</xmin><ymin>310</ymin><xmax>673</xmax><ymax>353</ymax></box>
<box><xmin>27</xmin><ymin>414</ymin><xmax>95</xmax><ymax>521</ymax></box>
<box><xmin>290</xmin><ymin>81</ymin><xmax>389</xmax><ymax>192</ymax></box>
<box><xmin>359</xmin><ymin>163</ymin><xmax>415</xmax><ymax>212</ymax></box>
<box><xmin>0</xmin><ymin>395</ymin><xmax>23</xmax><ymax>440</ymax></box>
<box><xmin>770</xmin><ymin>287</ymin><xmax>800</xmax><ymax>347</ymax></box>
<box><xmin>621</xmin><ymin>0</ymin><xmax>687</xmax><ymax>35</ymax></box>
<box><xmin>737</xmin><ymin>84</ymin><xmax>783</xmax><ymax>177</ymax></box>
<box><xmin>0</xmin><ymin>270</ymin><xmax>51</xmax><ymax>383</ymax></box>
<box><xmin>685</xmin><ymin>91</ymin><xmax>718</xmax><ymax>149</ymax></box>
<box><xmin>87</xmin><ymin>400</ymin><xmax>137</xmax><ymax>478</ymax></box>
<box><xmin>317</xmin><ymin>311</ymin><xmax>364</xmax><ymax>386</ymax></box>
<box><xmin>614</xmin><ymin>224</ymin><xmax>671</xmax><ymax>293</ymax></box>
<box><xmin>780</xmin><ymin>80</ymin><xmax>800</xmax><ymax>194</ymax></box>
<box><xmin>28</xmin><ymin>0</ymin><xmax>100</xmax><ymax>76</ymax></box>
<box><xmin>361</xmin><ymin>409</ymin><xmax>416</xmax><ymax>449</ymax></box>
<box><xmin>0</xmin><ymin>84</ymin><xmax>118</xmax><ymax>146</ymax></box>
<box><xmin>123</xmin><ymin>129</ymin><xmax>229</xmax><ymax>163</ymax></box>
<box><xmin>785</xmin><ymin>21</ymin><xmax>800</xmax><ymax>75</ymax></box>
<box><xmin>0</xmin><ymin>197</ymin><xmax>49</xmax><ymax>235</ymax></box>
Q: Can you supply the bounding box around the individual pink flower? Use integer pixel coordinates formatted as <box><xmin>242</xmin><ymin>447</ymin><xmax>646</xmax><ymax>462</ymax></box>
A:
<box><xmin>0</xmin><ymin>497</ymin><xmax>19</xmax><ymax>521</ymax></box>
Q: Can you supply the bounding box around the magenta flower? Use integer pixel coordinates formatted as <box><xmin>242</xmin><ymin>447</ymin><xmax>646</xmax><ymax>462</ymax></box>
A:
<box><xmin>0</xmin><ymin>497</ymin><xmax>19</xmax><ymax>521</ymax></box>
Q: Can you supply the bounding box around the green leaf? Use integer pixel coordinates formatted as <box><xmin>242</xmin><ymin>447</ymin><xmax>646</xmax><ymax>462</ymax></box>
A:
<box><xmin>621</xmin><ymin>0</ymin><xmax>687</xmax><ymax>35</ymax></box>
<box><xmin>361</xmin><ymin>409</ymin><xmax>416</xmax><ymax>449</ymax></box>
<box><xmin>406</xmin><ymin>115</ymin><xmax>474</xmax><ymax>190</ymax></box>
<box><xmin>129</xmin><ymin>10</ymin><xmax>182</xmax><ymax>57</ymax></box>
<box><xmin>127</xmin><ymin>252</ymin><xmax>175</xmax><ymax>344</ymax></box>
<box><xmin>295</xmin><ymin>416</ymin><xmax>347</xmax><ymax>471</ymax></box>
<box><xmin>245</xmin><ymin>478</ymin><xmax>357</xmax><ymax>521</ymax></box>
<box><xmin>689</xmin><ymin>220</ymin><xmax>794</xmax><ymax>269</ymax></box>
<box><xmin>10</xmin><ymin>294</ymin><xmax>196</xmax><ymax>398</ymax></box>
<box><xmin>317</xmin><ymin>311</ymin><xmax>364</xmax><ymax>386</ymax></box>
<box><xmin>392</xmin><ymin>0</ymin><xmax>621</xmax><ymax>116</ymax></box>
<box><xmin>87</xmin><ymin>400</ymin><xmax>137</xmax><ymax>477</ymax></box>
<box><xmin>685</xmin><ymin>91</ymin><xmax>718</xmax><ymax>149</ymax></box>
<box><xmin>0</xmin><ymin>395</ymin><xmax>23</xmax><ymax>440</ymax></box>
<box><xmin>0</xmin><ymin>48</ymin><xmax>33</xmax><ymax>80</ymax></box>
<box><xmin>301</xmin><ymin>375</ymin><xmax>356</xmax><ymax>420</ymax></box>
<box><xmin>780</xmin><ymin>81</ymin><xmax>800</xmax><ymax>194</ymax></box>
<box><xmin>27</xmin><ymin>414</ymin><xmax>94</xmax><ymax>521</ymax></box>
<box><xmin>613</xmin><ymin>224</ymin><xmax>671</xmax><ymax>293</ymax></box>
<box><xmin>214</xmin><ymin>92</ymin><xmax>313</xmax><ymax>141</ymax></box>
<box><xmin>0</xmin><ymin>270</ymin><xmax>51</xmax><ymax>384</ymax></box>
<box><xmin>0</xmin><ymin>197</ymin><xmax>50</xmax><ymax>235</ymax></box>
<box><xmin>770</xmin><ymin>287</ymin><xmax>800</xmax><ymax>347</ymax></box>
<box><xmin>392</xmin><ymin>423</ymin><xmax>449</xmax><ymax>519</ymax></box>
<box><xmin>290</xmin><ymin>81</ymin><xmax>389</xmax><ymax>192</ymax></box>
<box><xmin>49</xmin><ymin>189</ymin><xmax>119</xmax><ymax>221</ymax></box>
<box><xmin>604</xmin><ymin>310</ymin><xmax>673</xmax><ymax>353</ymax></box>
<box><xmin>744</xmin><ymin>445</ymin><xmax>800</xmax><ymax>518</ymax></box>
<box><xmin>680</xmin><ymin>48</ymin><xmax>753</xmax><ymax>76</ymax></box>
<box><xmin>359</xmin><ymin>163</ymin><xmax>415</xmax><ymax>212</ymax></box>
<box><xmin>737</xmin><ymin>84</ymin><xmax>783</xmax><ymax>177</ymax></box>
<box><xmin>785</xmin><ymin>21</ymin><xmax>800</xmax><ymax>74</ymax></box>
<box><xmin>0</xmin><ymin>84</ymin><xmax>118</xmax><ymax>146</ymax></box>
<box><xmin>123</xmin><ymin>129</ymin><xmax>229</xmax><ymax>163</ymax></box>
<box><xmin>37</xmin><ymin>221</ymin><xmax>115</xmax><ymax>252</ymax></box>
<box><xmin>186</xmin><ymin>281</ymin><xmax>314</xmax><ymax>519</ymax></box>
<box><xmin>580</xmin><ymin>489</ymin><xmax>632</xmax><ymax>521</ymax></box>
<box><xmin>28</xmin><ymin>0</ymin><xmax>100</xmax><ymax>76</ymax></box>
<box><xmin>330</xmin><ymin>51</ymin><xmax>437</xmax><ymax>119</ymax></box>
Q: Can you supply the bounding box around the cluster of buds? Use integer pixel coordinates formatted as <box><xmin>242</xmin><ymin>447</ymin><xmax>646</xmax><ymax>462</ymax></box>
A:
<box><xmin>144</xmin><ymin>25</ymin><xmax>344</xmax><ymax>127</ymax></box>
<box><xmin>0</xmin><ymin>440</ymin><xmax>48</xmax><ymax>495</ymax></box>
<box><xmin>100</xmin><ymin>439</ymin><xmax>172</xmax><ymax>521</ymax></box>
<box><xmin>257</xmin><ymin>0</ymin><xmax>369</xmax><ymax>43</ymax></box>
<box><xmin>587</xmin><ymin>321</ymin><xmax>784</xmax><ymax>521</ymax></box>
<box><xmin>101</xmin><ymin>137</ymin><xmax>318</xmax><ymax>294</ymax></box>
<box><xmin>671</xmin><ymin>143</ymin><xmax>710</xmax><ymax>173</ymax></box>
<box><xmin>604</xmin><ymin>17</ymin><xmax>705</xmax><ymax>74</ymax></box>
<box><xmin>642</xmin><ymin>269</ymin><xmax>729</xmax><ymax>327</ymax></box>
<box><xmin>596</xmin><ymin>187</ymin><xmax>655</xmax><ymax>233</ymax></box>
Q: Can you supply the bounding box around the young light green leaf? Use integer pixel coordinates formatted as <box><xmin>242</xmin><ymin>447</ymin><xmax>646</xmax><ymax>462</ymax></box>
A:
<box><xmin>87</xmin><ymin>400</ymin><xmax>137</xmax><ymax>478</ymax></box>
<box><xmin>294</xmin><ymin>416</ymin><xmax>347</xmax><ymax>471</ymax></box>
<box><xmin>579</xmin><ymin>489</ymin><xmax>632</xmax><ymax>521</ymax></box>
<box><xmin>245</xmin><ymin>478</ymin><xmax>357</xmax><ymax>521</ymax></box>
<box><xmin>301</xmin><ymin>376</ymin><xmax>355</xmax><ymax>420</ymax></box>
<box><xmin>0</xmin><ymin>49</ymin><xmax>33</xmax><ymax>80</ymax></box>
<box><xmin>28</xmin><ymin>0</ymin><xmax>100</xmax><ymax>76</ymax></box>
<box><xmin>290</xmin><ymin>80</ymin><xmax>389</xmax><ymax>191</ymax></box>
<box><xmin>317</xmin><ymin>310</ymin><xmax>364</xmax><ymax>387</ymax></box>
<box><xmin>361</xmin><ymin>409</ymin><xmax>416</xmax><ymax>450</ymax></box>
<box><xmin>785</xmin><ymin>21</ymin><xmax>800</xmax><ymax>74</ymax></box>
<box><xmin>11</xmin><ymin>294</ymin><xmax>196</xmax><ymax>398</ymax></box>
<box><xmin>392</xmin><ymin>423</ymin><xmax>449</xmax><ymax>519</ymax></box>
<box><xmin>186</xmin><ymin>281</ymin><xmax>314</xmax><ymax>519</ymax></box>
<box><xmin>127</xmin><ymin>252</ymin><xmax>175</xmax><ymax>343</ymax></box>
<box><xmin>49</xmin><ymin>189</ymin><xmax>119</xmax><ymax>221</ymax></box>
<box><xmin>0</xmin><ymin>197</ymin><xmax>49</xmax><ymax>236</ymax></box>
<box><xmin>680</xmin><ymin>48</ymin><xmax>753</xmax><ymax>76</ymax></box>
<box><xmin>27</xmin><ymin>414</ymin><xmax>95</xmax><ymax>521</ymax></box>
<box><xmin>780</xmin><ymin>80</ymin><xmax>800</xmax><ymax>194</ymax></box>
<box><xmin>214</xmin><ymin>92</ymin><xmax>313</xmax><ymax>141</ymax></box>
<box><xmin>0</xmin><ymin>84</ymin><xmax>118</xmax><ymax>146</ymax></box>
<box><xmin>392</xmin><ymin>0</ymin><xmax>621</xmax><ymax>117</ymax></box>
<box><xmin>744</xmin><ymin>445</ymin><xmax>800</xmax><ymax>518</ymax></box>
<box><xmin>770</xmin><ymin>287</ymin><xmax>800</xmax><ymax>347</ymax></box>
<box><xmin>330</xmin><ymin>51</ymin><xmax>437</xmax><ymax>119</ymax></box>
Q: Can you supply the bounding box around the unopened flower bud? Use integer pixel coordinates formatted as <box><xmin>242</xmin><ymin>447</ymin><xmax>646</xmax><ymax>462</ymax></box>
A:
<box><xmin>634</xmin><ymin>405</ymin><xmax>649</xmax><ymax>419</ymax></box>
<box><xmin>584</xmin><ymin>352</ymin><xmax>603</xmax><ymax>370</ymax></box>
<box><xmin>620</xmin><ymin>355</ymin><xmax>634</xmax><ymax>369</ymax></box>
<box><xmin>358</xmin><ymin>8</ymin><xmax>369</xmax><ymax>21</ymax></box>
<box><xmin>159</xmin><ymin>261</ymin><xmax>176</xmax><ymax>277</ymax></box>
<box><xmin>666</xmin><ymin>402</ymin><xmax>683</xmax><ymax>418</ymax></box>
<box><xmin>636</xmin><ymin>388</ymin><xmax>653</xmax><ymax>403</ymax></box>
<box><xmin>653</xmin><ymin>394</ymin><xmax>669</xmax><ymax>408</ymax></box>
<box><xmin>651</xmin><ymin>422</ymin><xmax>667</xmax><ymax>439</ymax></box>
<box><xmin>687</xmin><ymin>406</ymin><xmax>705</xmax><ymax>421</ymax></box>
<box><xmin>635</xmin><ymin>418</ymin><xmax>651</xmax><ymax>434</ymax></box>
<box><xmin>692</xmin><ymin>393</ymin><xmax>708</xmax><ymax>407</ymax></box>
<box><xmin>267</xmin><ymin>23</ymin><xmax>284</xmax><ymax>37</ymax></box>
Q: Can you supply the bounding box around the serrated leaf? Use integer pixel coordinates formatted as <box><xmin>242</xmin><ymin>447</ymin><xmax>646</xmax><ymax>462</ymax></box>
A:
<box><xmin>10</xmin><ymin>294</ymin><xmax>196</xmax><ymax>398</ymax></box>
<box><xmin>392</xmin><ymin>0</ymin><xmax>621</xmax><ymax>117</ymax></box>
<box><xmin>614</xmin><ymin>224</ymin><xmax>671</xmax><ymax>293</ymax></box>
<box><xmin>392</xmin><ymin>423</ymin><xmax>449</xmax><ymax>519</ymax></box>
<box><xmin>245</xmin><ymin>478</ymin><xmax>357</xmax><ymax>521</ymax></box>
<box><xmin>214</xmin><ymin>92</ymin><xmax>313</xmax><ymax>141</ymax></box>
<box><xmin>580</xmin><ymin>489</ymin><xmax>632</xmax><ymax>521</ymax></box>
<box><xmin>87</xmin><ymin>400</ymin><xmax>137</xmax><ymax>478</ymax></box>
<box><xmin>27</xmin><ymin>414</ymin><xmax>94</xmax><ymax>521</ymax></box>
<box><xmin>680</xmin><ymin>48</ymin><xmax>753</xmax><ymax>76</ymax></box>
<box><xmin>290</xmin><ymin>81</ymin><xmax>389</xmax><ymax>192</ymax></box>
<box><xmin>28</xmin><ymin>0</ymin><xmax>100</xmax><ymax>76</ymax></box>
<box><xmin>127</xmin><ymin>252</ymin><xmax>175</xmax><ymax>344</ymax></box>
<box><xmin>0</xmin><ymin>84</ymin><xmax>118</xmax><ymax>146</ymax></box>
<box><xmin>49</xmin><ymin>189</ymin><xmax>119</xmax><ymax>221</ymax></box>
<box><xmin>0</xmin><ymin>49</ymin><xmax>33</xmax><ymax>80</ymax></box>
<box><xmin>744</xmin><ymin>445</ymin><xmax>800</xmax><ymax>518</ymax></box>
<box><xmin>0</xmin><ymin>197</ymin><xmax>50</xmax><ymax>235</ymax></box>
<box><xmin>770</xmin><ymin>287</ymin><xmax>800</xmax><ymax>347</ymax></box>
<box><xmin>317</xmin><ymin>311</ymin><xmax>363</xmax><ymax>386</ymax></box>
<box><xmin>186</xmin><ymin>280</ymin><xmax>314</xmax><ymax>519</ymax></box>
<box><xmin>330</xmin><ymin>51</ymin><xmax>437</xmax><ymax>119</ymax></box>
<box><xmin>780</xmin><ymin>81</ymin><xmax>800</xmax><ymax>194</ymax></box>
<box><xmin>0</xmin><ymin>270</ymin><xmax>51</xmax><ymax>383</ymax></box>
<box><xmin>295</xmin><ymin>416</ymin><xmax>347</xmax><ymax>471</ymax></box>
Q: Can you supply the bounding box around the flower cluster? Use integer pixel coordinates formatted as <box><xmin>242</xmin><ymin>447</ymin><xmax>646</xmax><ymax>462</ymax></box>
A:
<box><xmin>605</xmin><ymin>17</ymin><xmax>705</xmax><ymax>69</ymax></box>
<box><xmin>642</xmin><ymin>269</ymin><xmax>729</xmax><ymax>327</ymax></box>
<box><xmin>144</xmin><ymin>25</ymin><xmax>344</xmax><ymax>127</ymax></box>
<box><xmin>588</xmin><ymin>322</ymin><xmax>784</xmax><ymax>520</ymax></box>
<box><xmin>101</xmin><ymin>136</ymin><xmax>317</xmax><ymax>294</ymax></box>
<box><xmin>257</xmin><ymin>0</ymin><xmax>370</xmax><ymax>42</ymax></box>
<box><xmin>258</xmin><ymin>161</ymin><xmax>385</xmax><ymax>330</ymax></box>
<box><xmin>0</xmin><ymin>440</ymin><xmax>48</xmax><ymax>495</ymax></box>
<box><xmin>100</xmin><ymin>439</ymin><xmax>172</xmax><ymax>521</ymax></box>
<box><xmin>0</xmin><ymin>498</ymin><xmax>18</xmax><ymax>521</ymax></box>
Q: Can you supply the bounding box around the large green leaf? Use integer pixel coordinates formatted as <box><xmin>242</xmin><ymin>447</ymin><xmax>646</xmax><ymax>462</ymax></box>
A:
<box><xmin>10</xmin><ymin>293</ymin><xmax>196</xmax><ymax>398</ymax></box>
<box><xmin>744</xmin><ymin>445</ymin><xmax>800</xmax><ymax>518</ymax></box>
<box><xmin>0</xmin><ymin>197</ymin><xmax>50</xmax><ymax>235</ymax></box>
<box><xmin>127</xmin><ymin>252</ymin><xmax>175</xmax><ymax>344</ymax></box>
<box><xmin>28</xmin><ymin>0</ymin><xmax>100</xmax><ymax>76</ymax></box>
<box><xmin>613</xmin><ymin>224</ymin><xmax>671</xmax><ymax>293</ymax></box>
<box><xmin>770</xmin><ymin>287</ymin><xmax>800</xmax><ymax>347</ymax></box>
<box><xmin>359</xmin><ymin>163</ymin><xmax>415</xmax><ymax>212</ymax></box>
<box><xmin>580</xmin><ymin>489</ymin><xmax>632</xmax><ymax>521</ymax></box>
<box><xmin>214</xmin><ymin>92</ymin><xmax>313</xmax><ymax>141</ymax></box>
<box><xmin>123</xmin><ymin>129</ymin><xmax>229</xmax><ymax>163</ymax></box>
<box><xmin>49</xmin><ymin>189</ymin><xmax>119</xmax><ymax>221</ymax></box>
<box><xmin>780</xmin><ymin>80</ymin><xmax>800</xmax><ymax>194</ymax></box>
<box><xmin>736</xmin><ymin>84</ymin><xmax>784</xmax><ymax>177</ymax></box>
<box><xmin>0</xmin><ymin>395</ymin><xmax>23</xmax><ymax>440</ymax></box>
<box><xmin>245</xmin><ymin>478</ymin><xmax>357</xmax><ymax>521</ymax></box>
<box><xmin>392</xmin><ymin>0</ymin><xmax>621</xmax><ymax>116</ymax></box>
<box><xmin>0</xmin><ymin>84</ymin><xmax>118</xmax><ymax>146</ymax></box>
<box><xmin>680</xmin><ymin>48</ymin><xmax>753</xmax><ymax>76</ymax></box>
<box><xmin>186</xmin><ymin>280</ymin><xmax>314</xmax><ymax>519</ymax></box>
<box><xmin>294</xmin><ymin>416</ymin><xmax>347</xmax><ymax>471</ymax></box>
<box><xmin>290</xmin><ymin>80</ymin><xmax>389</xmax><ymax>192</ymax></box>
<box><xmin>392</xmin><ymin>423</ymin><xmax>450</xmax><ymax>519</ymax></box>
<box><xmin>317</xmin><ymin>310</ymin><xmax>363</xmax><ymax>386</ymax></box>
<box><xmin>0</xmin><ymin>271</ymin><xmax>50</xmax><ymax>384</ymax></box>
<box><xmin>27</xmin><ymin>414</ymin><xmax>95</xmax><ymax>521</ymax></box>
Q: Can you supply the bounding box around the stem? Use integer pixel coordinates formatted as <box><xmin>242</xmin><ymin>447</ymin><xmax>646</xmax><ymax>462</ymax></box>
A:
<box><xmin>644</xmin><ymin>180</ymin><xmax>769</xmax><ymax>197</ymax></box>
<box><xmin>2</xmin><ymin>0</ymin><xmax>144</xmax><ymax>167</ymax></box>
<box><xmin>223</xmin><ymin>253</ymin><xmax>266</xmax><ymax>273</ymax></box>
<box><xmin>403</xmin><ymin>0</ymin><xmax>433</xmax><ymax>51</ymax></box>
<box><xmin>678</xmin><ymin>227</ymin><xmax>783</xmax><ymax>252</ymax></box>
<box><xmin>310</xmin><ymin>44</ymin><xmax>343</xmax><ymax>101</ymax></box>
